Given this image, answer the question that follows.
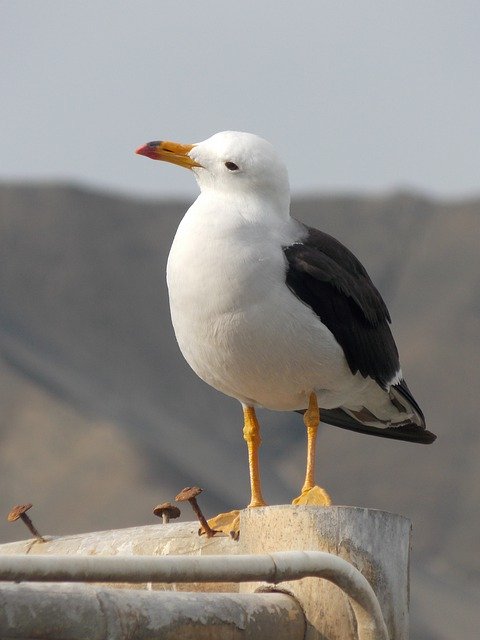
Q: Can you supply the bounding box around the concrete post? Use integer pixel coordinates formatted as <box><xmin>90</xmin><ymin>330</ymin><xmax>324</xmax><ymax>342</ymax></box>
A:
<box><xmin>0</xmin><ymin>506</ymin><xmax>410</xmax><ymax>638</ymax></box>
<box><xmin>239</xmin><ymin>505</ymin><xmax>411</xmax><ymax>640</ymax></box>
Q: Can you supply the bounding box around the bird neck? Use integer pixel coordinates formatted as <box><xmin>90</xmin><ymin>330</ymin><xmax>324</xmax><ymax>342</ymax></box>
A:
<box><xmin>195</xmin><ymin>188</ymin><xmax>291</xmax><ymax>225</ymax></box>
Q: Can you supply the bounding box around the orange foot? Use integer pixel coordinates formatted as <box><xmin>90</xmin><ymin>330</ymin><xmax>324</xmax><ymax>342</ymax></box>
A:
<box><xmin>292</xmin><ymin>485</ymin><xmax>332</xmax><ymax>506</ymax></box>
<box><xmin>200</xmin><ymin>510</ymin><xmax>240</xmax><ymax>540</ymax></box>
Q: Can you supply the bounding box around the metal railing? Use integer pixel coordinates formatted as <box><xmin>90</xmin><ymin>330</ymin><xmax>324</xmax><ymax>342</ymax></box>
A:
<box><xmin>0</xmin><ymin>550</ymin><xmax>388</xmax><ymax>640</ymax></box>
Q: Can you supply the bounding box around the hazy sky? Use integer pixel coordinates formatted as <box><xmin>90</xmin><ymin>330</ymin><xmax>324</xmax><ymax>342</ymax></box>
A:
<box><xmin>2</xmin><ymin>1</ymin><xmax>479</xmax><ymax>198</ymax></box>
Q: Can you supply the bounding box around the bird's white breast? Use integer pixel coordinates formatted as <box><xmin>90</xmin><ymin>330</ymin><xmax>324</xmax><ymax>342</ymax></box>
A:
<box><xmin>166</xmin><ymin>196</ymin><xmax>358</xmax><ymax>411</ymax></box>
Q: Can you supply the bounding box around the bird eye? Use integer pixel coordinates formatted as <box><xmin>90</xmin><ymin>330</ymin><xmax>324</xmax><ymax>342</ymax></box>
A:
<box><xmin>225</xmin><ymin>161</ymin><xmax>239</xmax><ymax>171</ymax></box>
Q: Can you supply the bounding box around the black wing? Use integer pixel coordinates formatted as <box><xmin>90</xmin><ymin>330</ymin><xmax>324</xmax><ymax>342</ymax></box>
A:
<box><xmin>283</xmin><ymin>224</ymin><xmax>399</xmax><ymax>389</ymax></box>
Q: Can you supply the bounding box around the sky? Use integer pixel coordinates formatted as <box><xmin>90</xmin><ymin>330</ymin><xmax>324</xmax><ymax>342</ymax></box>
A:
<box><xmin>1</xmin><ymin>1</ymin><xmax>479</xmax><ymax>199</ymax></box>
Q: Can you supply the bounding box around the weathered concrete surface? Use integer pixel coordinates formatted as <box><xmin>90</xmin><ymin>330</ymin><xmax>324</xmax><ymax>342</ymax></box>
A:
<box><xmin>0</xmin><ymin>521</ymin><xmax>239</xmax><ymax>592</ymax></box>
<box><xmin>240</xmin><ymin>506</ymin><xmax>411</xmax><ymax>640</ymax></box>
<box><xmin>0</xmin><ymin>506</ymin><xmax>410</xmax><ymax>639</ymax></box>
<box><xmin>0</xmin><ymin>582</ymin><xmax>305</xmax><ymax>640</ymax></box>
<box><xmin>0</xmin><ymin>522</ymin><xmax>232</xmax><ymax>556</ymax></box>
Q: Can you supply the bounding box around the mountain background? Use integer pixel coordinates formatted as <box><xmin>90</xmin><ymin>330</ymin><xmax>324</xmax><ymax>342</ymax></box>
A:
<box><xmin>0</xmin><ymin>182</ymin><xmax>478</xmax><ymax>639</ymax></box>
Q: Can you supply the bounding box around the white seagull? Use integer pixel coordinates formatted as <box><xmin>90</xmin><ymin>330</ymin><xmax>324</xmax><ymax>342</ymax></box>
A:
<box><xmin>136</xmin><ymin>131</ymin><xmax>436</xmax><ymax>536</ymax></box>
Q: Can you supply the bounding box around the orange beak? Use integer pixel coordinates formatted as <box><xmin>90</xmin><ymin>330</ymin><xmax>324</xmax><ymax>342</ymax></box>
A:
<box><xmin>135</xmin><ymin>140</ymin><xmax>201</xmax><ymax>169</ymax></box>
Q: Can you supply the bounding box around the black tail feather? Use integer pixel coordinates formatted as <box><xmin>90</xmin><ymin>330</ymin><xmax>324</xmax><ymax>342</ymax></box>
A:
<box><xmin>296</xmin><ymin>406</ymin><xmax>436</xmax><ymax>444</ymax></box>
<box><xmin>391</xmin><ymin>378</ymin><xmax>426</xmax><ymax>426</ymax></box>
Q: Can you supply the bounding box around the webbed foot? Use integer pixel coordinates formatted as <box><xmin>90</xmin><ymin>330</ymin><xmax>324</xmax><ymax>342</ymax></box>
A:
<box><xmin>292</xmin><ymin>485</ymin><xmax>332</xmax><ymax>506</ymax></box>
<box><xmin>200</xmin><ymin>509</ymin><xmax>240</xmax><ymax>540</ymax></box>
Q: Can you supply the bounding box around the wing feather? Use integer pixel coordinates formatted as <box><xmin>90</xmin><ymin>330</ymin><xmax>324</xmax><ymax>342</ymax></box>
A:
<box><xmin>283</xmin><ymin>225</ymin><xmax>399</xmax><ymax>388</ymax></box>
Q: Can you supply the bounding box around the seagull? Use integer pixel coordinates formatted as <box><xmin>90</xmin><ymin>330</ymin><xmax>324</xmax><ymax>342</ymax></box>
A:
<box><xmin>136</xmin><ymin>131</ymin><xmax>436</xmax><ymax>536</ymax></box>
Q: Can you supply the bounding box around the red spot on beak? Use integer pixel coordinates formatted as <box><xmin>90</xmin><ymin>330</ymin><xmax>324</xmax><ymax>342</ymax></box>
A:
<box><xmin>135</xmin><ymin>142</ymin><xmax>161</xmax><ymax>159</ymax></box>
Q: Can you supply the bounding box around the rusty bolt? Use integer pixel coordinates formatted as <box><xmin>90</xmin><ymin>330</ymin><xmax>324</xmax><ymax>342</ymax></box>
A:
<box><xmin>7</xmin><ymin>504</ymin><xmax>45</xmax><ymax>542</ymax></box>
<box><xmin>153</xmin><ymin>502</ymin><xmax>181</xmax><ymax>524</ymax></box>
<box><xmin>175</xmin><ymin>486</ymin><xmax>218</xmax><ymax>538</ymax></box>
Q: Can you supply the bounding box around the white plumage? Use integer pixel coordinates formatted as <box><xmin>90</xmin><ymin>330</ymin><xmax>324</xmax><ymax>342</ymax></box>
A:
<box><xmin>169</xmin><ymin>182</ymin><xmax>371</xmax><ymax>411</ymax></box>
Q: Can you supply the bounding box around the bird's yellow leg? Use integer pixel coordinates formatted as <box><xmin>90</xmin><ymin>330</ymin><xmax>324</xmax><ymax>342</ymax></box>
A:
<box><xmin>243</xmin><ymin>406</ymin><xmax>268</xmax><ymax>508</ymax></box>
<box><xmin>205</xmin><ymin>406</ymin><xmax>267</xmax><ymax>538</ymax></box>
<box><xmin>292</xmin><ymin>392</ymin><xmax>332</xmax><ymax>506</ymax></box>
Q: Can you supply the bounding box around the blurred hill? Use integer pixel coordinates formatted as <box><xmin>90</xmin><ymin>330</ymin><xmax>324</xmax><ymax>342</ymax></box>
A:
<box><xmin>0</xmin><ymin>182</ymin><xmax>478</xmax><ymax>638</ymax></box>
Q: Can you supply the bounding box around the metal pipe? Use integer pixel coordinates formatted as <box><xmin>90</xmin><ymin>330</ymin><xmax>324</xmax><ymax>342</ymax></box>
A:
<box><xmin>0</xmin><ymin>583</ymin><xmax>305</xmax><ymax>640</ymax></box>
<box><xmin>0</xmin><ymin>551</ymin><xmax>388</xmax><ymax>640</ymax></box>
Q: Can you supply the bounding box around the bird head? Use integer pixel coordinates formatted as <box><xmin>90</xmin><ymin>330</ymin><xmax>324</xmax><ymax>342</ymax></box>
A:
<box><xmin>136</xmin><ymin>131</ymin><xmax>290</xmax><ymax>213</ymax></box>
